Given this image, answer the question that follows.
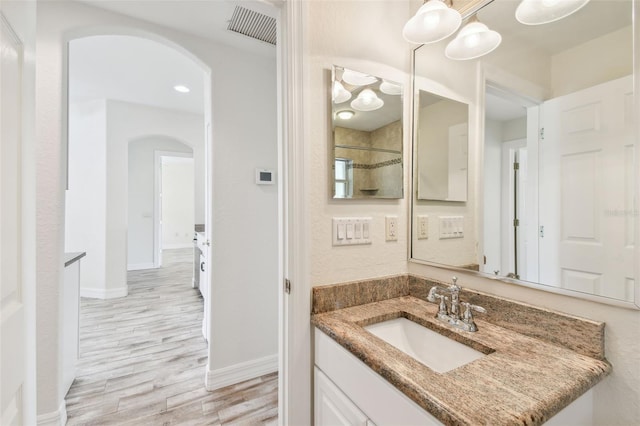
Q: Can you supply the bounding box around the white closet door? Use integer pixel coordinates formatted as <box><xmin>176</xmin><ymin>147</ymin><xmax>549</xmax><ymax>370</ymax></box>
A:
<box><xmin>1</xmin><ymin>11</ymin><xmax>26</xmax><ymax>425</ymax></box>
<box><xmin>539</xmin><ymin>75</ymin><xmax>634</xmax><ymax>301</ymax></box>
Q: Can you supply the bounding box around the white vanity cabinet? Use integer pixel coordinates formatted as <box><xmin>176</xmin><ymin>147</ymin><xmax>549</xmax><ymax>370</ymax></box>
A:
<box><xmin>315</xmin><ymin>367</ymin><xmax>371</xmax><ymax>426</ymax></box>
<box><xmin>314</xmin><ymin>327</ymin><xmax>596</xmax><ymax>426</ymax></box>
<box><xmin>314</xmin><ymin>328</ymin><xmax>442</xmax><ymax>426</ymax></box>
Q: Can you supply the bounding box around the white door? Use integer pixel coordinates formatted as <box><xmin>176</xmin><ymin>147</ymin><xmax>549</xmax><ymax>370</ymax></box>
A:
<box><xmin>539</xmin><ymin>75</ymin><xmax>634</xmax><ymax>301</ymax></box>
<box><xmin>1</xmin><ymin>10</ymin><xmax>27</xmax><ymax>425</ymax></box>
<box><xmin>314</xmin><ymin>367</ymin><xmax>369</xmax><ymax>426</ymax></box>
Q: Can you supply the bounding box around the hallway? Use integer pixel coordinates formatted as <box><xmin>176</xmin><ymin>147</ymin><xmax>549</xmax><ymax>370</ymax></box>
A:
<box><xmin>65</xmin><ymin>249</ymin><xmax>278</xmax><ymax>425</ymax></box>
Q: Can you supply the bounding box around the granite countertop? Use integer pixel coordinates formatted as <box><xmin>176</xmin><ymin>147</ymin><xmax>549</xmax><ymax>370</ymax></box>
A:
<box><xmin>312</xmin><ymin>294</ymin><xmax>611</xmax><ymax>425</ymax></box>
<box><xmin>64</xmin><ymin>252</ymin><xmax>86</xmax><ymax>267</ymax></box>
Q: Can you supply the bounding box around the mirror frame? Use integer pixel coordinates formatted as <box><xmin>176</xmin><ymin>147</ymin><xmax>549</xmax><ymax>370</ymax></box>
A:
<box><xmin>408</xmin><ymin>0</ymin><xmax>640</xmax><ymax>310</ymax></box>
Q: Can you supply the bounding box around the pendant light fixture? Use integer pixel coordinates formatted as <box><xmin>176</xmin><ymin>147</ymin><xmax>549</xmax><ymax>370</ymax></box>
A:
<box><xmin>379</xmin><ymin>80</ymin><xmax>402</xmax><ymax>95</ymax></box>
<box><xmin>445</xmin><ymin>16</ymin><xmax>501</xmax><ymax>60</ymax></box>
<box><xmin>403</xmin><ymin>0</ymin><xmax>462</xmax><ymax>44</ymax></box>
<box><xmin>333</xmin><ymin>81</ymin><xmax>352</xmax><ymax>104</ymax></box>
<box><xmin>516</xmin><ymin>0</ymin><xmax>590</xmax><ymax>25</ymax></box>
<box><xmin>351</xmin><ymin>89</ymin><xmax>384</xmax><ymax>112</ymax></box>
<box><xmin>342</xmin><ymin>69</ymin><xmax>378</xmax><ymax>86</ymax></box>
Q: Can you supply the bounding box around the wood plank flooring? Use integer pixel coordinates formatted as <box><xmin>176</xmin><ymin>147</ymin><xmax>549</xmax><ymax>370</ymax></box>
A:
<box><xmin>66</xmin><ymin>249</ymin><xmax>278</xmax><ymax>425</ymax></box>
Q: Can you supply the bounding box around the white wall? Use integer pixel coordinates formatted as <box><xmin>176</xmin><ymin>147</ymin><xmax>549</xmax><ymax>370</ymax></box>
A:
<box><xmin>36</xmin><ymin>1</ymin><xmax>278</xmax><ymax>418</ymax></box>
<box><xmin>308</xmin><ymin>0</ymin><xmax>411</xmax><ymax>286</ymax></box>
<box><xmin>128</xmin><ymin>137</ymin><xmax>193</xmax><ymax>268</ymax></box>
<box><xmin>106</xmin><ymin>100</ymin><xmax>204</xmax><ymax>291</ymax></box>
<box><xmin>66</xmin><ymin>99</ymin><xmax>203</xmax><ymax>290</ymax></box>
<box><xmin>65</xmin><ymin>100</ymin><xmax>108</xmax><ymax>295</ymax></box>
<box><xmin>161</xmin><ymin>157</ymin><xmax>195</xmax><ymax>249</ymax></box>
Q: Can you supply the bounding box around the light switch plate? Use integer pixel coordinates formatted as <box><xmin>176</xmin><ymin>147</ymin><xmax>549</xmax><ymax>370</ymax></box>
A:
<box><xmin>333</xmin><ymin>217</ymin><xmax>372</xmax><ymax>246</ymax></box>
<box><xmin>385</xmin><ymin>216</ymin><xmax>398</xmax><ymax>241</ymax></box>
<box><xmin>417</xmin><ymin>215</ymin><xmax>428</xmax><ymax>239</ymax></box>
<box><xmin>438</xmin><ymin>215</ymin><xmax>464</xmax><ymax>239</ymax></box>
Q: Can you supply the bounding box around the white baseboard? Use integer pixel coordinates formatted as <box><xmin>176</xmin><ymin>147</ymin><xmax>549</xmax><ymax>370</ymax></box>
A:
<box><xmin>205</xmin><ymin>354</ymin><xmax>278</xmax><ymax>391</ymax></box>
<box><xmin>127</xmin><ymin>262</ymin><xmax>156</xmax><ymax>271</ymax></box>
<box><xmin>80</xmin><ymin>286</ymin><xmax>128</xmax><ymax>299</ymax></box>
<box><xmin>162</xmin><ymin>243</ymin><xmax>193</xmax><ymax>249</ymax></box>
<box><xmin>37</xmin><ymin>401</ymin><xmax>67</xmax><ymax>426</ymax></box>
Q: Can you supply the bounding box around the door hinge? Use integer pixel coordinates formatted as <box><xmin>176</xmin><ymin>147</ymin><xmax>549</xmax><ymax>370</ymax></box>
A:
<box><xmin>513</xmin><ymin>219</ymin><xmax>520</xmax><ymax>227</ymax></box>
<box><xmin>284</xmin><ymin>278</ymin><xmax>291</xmax><ymax>294</ymax></box>
<box><xmin>539</xmin><ymin>127</ymin><xmax>545</xmax><ymax>140</ymax></box>
<box><xmin>483</xmin><ymin>255</ymin><xmax>487</xmax><ymax>265</ymax></box>
<box><xmin>513</xmin><ymin>161</ymin><xmax>520</xmax><ymax>170</ymax></box>
<box><xmin>539</xmin><ymin>225</ymin><xmax>545</xmax><ymax>238</ymax></box>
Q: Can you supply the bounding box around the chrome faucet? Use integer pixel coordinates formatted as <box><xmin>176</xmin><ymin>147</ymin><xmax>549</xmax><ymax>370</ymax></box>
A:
<box><xmin>427</xmin><ymin>276</ymin><xmax>486</xmax><ymax>332</ymax></box>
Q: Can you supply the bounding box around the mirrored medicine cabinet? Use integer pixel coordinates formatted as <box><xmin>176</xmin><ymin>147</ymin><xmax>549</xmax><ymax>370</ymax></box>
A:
<box><xmin>410</xmin><ymin>0</ymin><xmax>639</xmax><ymax>308</ymax></box>
<box><xmin>331</xmin><ymin>65</ymin><xmax>404</xmax><ymax>199</ymax></box>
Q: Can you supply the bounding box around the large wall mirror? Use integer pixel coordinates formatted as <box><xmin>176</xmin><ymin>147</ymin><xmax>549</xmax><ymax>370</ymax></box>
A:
<box><xmin>331</xmin><ymin>66</ymin><xmax>404</xmax><ymax>199</ymax></box>
<box><xmin>411</xmin><ymin>0</ymin><xmax>638</xmax><ymax>308</ymax></box>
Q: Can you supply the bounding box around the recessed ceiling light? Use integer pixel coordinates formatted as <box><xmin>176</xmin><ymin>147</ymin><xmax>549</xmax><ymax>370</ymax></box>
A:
<box><xmin>336</xmin><ymin>110</ymin><xmax>355</xmax><ymax>120</ymax></box>
<box><xmin>174</xmin><ymin>85</ymin><xmax>190</xmax><ymax>93</ymax></box>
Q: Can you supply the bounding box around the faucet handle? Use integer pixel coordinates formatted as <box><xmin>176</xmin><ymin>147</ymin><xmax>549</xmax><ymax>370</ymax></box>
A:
<box><xmin>460</xmin><ymin>302</ymin><xmax>485</xmax><ymax>332</ymax></box>
<box><xmin>461</xmin><ymin>302</ymin><xmax>486</xmax><ymax>318</ymax></box>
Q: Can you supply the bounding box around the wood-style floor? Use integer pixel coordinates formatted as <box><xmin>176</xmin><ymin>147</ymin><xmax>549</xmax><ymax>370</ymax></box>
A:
<box><xmin>66</xmin><ymin>248</ymin><xmax>278</xmax><ymax>425</ymax></box>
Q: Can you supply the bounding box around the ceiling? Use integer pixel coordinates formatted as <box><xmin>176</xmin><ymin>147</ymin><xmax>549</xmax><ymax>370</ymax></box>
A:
<box><xmin>76</xmin><ymin>0</ymin><xmax>278</xmax><ymax>57</ymax></box>
<box><xmin>69</xmin><ymin>1</ymin><xmax>278</xmax><ymax>115</ymax></box>
<box><xmin>69</xmin><ymin>35</ymin><xmax>206</xmax><ymax>114</ymax></box>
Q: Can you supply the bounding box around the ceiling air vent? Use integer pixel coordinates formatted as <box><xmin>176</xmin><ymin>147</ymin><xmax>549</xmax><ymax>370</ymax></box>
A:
<box><xmin>227</xmin><ymin>6</ymin><xmax>276</xmax><ymax>46</ymax></box>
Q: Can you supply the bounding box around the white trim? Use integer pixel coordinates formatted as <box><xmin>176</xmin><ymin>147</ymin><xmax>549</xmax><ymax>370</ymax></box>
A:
<box><xmin>127</xmin><ymin>262</ymin><xmax>157</xmax><ymax>271</ymax></box>
<box><xmin>36</xmin><ymin>401</ymin><xmax>67</xmax><ymax>426</ymax></box>
<box><xmin>161</xmin><ymin>242</ymin><xmax>193</xmax><ymax>250</ymax></box>
<box><xmin>281</xmin><ymin>0</ymin><xmax>310</xmax><ymax>424</ymax></box>
<box><xmin>80</xmin><ymin>286</ymin><xmax>128</xmax><ymax>299</ymax></box>
<box><xmin>205</xmin><ymin>354</ymin><xmax>278</xmax><ymax>391</ymax></box>
<box><xmin>153</xmin><ymin>149</ymin><xmax>193</xmax><ymax>269</ymax></box>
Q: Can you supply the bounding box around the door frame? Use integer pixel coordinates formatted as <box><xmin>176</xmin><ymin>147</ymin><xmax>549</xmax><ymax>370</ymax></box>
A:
<box><xmin>153</xmin><ymin>150</ymin><xmax>194</xmax><ymax>268</ymax></box>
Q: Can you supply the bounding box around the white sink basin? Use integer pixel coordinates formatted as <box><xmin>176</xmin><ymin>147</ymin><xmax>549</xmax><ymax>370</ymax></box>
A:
<box><xmin>364</xmin><ymin>317</ymin><xmax>486</xmax><ymax>373</ymax></box>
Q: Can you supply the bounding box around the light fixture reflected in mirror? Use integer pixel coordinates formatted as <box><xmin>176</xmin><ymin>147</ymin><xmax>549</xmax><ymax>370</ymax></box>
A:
<box><xmin>333</xmin><ymin>81</ymin><xmax>352</xmax><ymax>103</ymax></box>
<box><xmin>350</xmin><ymin>88</ymin><xmax>384</xmax><ymax>111</ymax></box>
<box><xmin>342</xmin><ymin>69</ymin><xmax>378</xmax><ymax>86</ymax></box>
<box><xmin>516</xmin><ymin>0</ymin><xmax>590</xmax><ymax>25</ymax></box>
<box><xmin>380</xmin><ymin>80</ymin><xmax>403</xmax><ymax>95</ymax></box>
<box><xmin>403</xmin><ymin>0</ymin><xmax>462</xmax><ymax>44</ymax></box>
<box><xmin>335</xmin><ymin>110</ymin><xmax>355</xmax><ymax>120</ymax></box>
<box><xmin>445</xmin><ymin>17</ymin><xmax>501</xmax><ymax>60</ymax></box>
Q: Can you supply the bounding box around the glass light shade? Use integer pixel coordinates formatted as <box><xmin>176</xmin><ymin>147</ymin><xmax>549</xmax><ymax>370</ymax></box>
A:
<box><xmin>350</xmin><ymin>89</ymin><xmax>384</xmax><ymax>112</ymax></box>
<box><xmin>445</xmin><ymin>21</ymin><xmax>502</xmax><ymax>60</ymax></box>
<box><xmin>516</xmin><ymin>0</ymin><xmax>590</xmax><ymax>25</ymax></box>
<box><xmin>403</xmin><ymin>0</ymin><xmax>462</xmax><ymax>44</ymax></box>
<box><xmin>333</xmin><ymin>81</ymin><xmax>352</xmax><ymax>103</ymax></box>
<box><xmin>336</xmin><ymin>110</ymin><xmax>355</xmax><ymax>120</ymax></box>
<box><xmin>380</xmin><ymin>80</ymin><xmax>402</xmax><ymax>95</ymax></box>
<box><xmin>342</xmin><ymin>69</ymin><xmax>378</xmax><ymax>86</ymax></box>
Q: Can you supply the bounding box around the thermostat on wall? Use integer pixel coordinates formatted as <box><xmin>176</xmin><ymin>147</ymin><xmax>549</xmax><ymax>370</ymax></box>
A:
<box><xmin>255</xmin><ymin>168</ymin><xmax>275</xmax><ymax>185</ymax></box>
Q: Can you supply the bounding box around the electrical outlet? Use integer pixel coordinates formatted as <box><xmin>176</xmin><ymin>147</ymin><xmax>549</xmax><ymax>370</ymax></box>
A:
<box><xmin>417</xmin><ymin>215</ymin><xmax>428</xmax><ymax>239</ymax></box>
<box><xmin>385</xmin><ymin>216</ymin><xmax>398</xmax><ymax>241</ymax></box>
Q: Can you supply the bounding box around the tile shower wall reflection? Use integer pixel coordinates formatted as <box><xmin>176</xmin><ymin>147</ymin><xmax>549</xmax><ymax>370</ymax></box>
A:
<box><xmin>332</xmin><ymin>66</ymin><xmax>403</xmax><ymax>199</ymax></box>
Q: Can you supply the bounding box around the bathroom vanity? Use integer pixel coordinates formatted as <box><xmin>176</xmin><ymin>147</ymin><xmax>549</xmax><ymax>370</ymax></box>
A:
<box><xmin>311</xmin><ymin>275</ymin><xmax>610</xmax><ymax>425</ymax></box>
